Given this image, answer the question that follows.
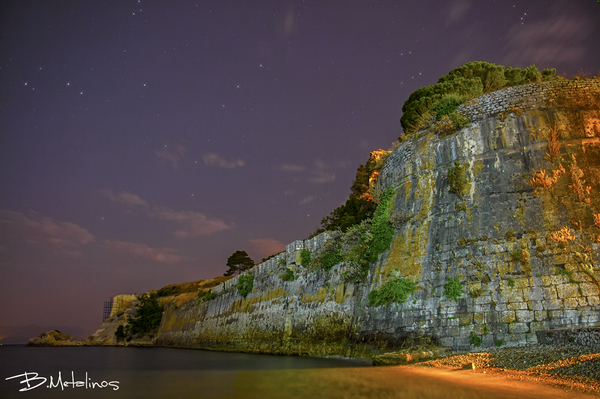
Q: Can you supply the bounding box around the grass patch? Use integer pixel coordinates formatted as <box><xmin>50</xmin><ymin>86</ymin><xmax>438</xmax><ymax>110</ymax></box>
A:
<box><xmin>368</xmin><ymin>278</ymin><xmax>417</xmax><ymax>307</ymax></box>
<box><xmin>444</xmin><ymin>278</ymin><xmax>464</xmax><ymax>302</ymax></box>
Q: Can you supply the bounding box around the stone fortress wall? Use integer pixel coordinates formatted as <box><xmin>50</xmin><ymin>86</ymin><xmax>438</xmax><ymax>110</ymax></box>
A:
<box><xmin>156</xmin><ymin>78</ymin><xmax>600</xmax><ymax>355</ymax></box>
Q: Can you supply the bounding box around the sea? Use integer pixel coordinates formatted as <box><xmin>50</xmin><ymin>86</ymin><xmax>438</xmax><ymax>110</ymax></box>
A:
<box><xmin>0</xmin><ymin>345</ymin><xmax>587</xmax><ymax>399</ymax></box>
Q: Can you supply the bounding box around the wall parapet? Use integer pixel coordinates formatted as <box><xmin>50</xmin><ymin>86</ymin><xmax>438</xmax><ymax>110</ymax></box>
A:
<box><xmin>456</xmin><ymin>78</ymin><xmax>600</xmax><ymax>122</ymax></box>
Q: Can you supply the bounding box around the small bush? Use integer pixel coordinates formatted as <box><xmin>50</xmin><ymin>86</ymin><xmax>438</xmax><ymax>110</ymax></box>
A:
<box><xmin>495</xmin><ymin>339</ymin><xmax>504</xmax><ymax>347</ymax></box>
<box><xmin>321</xmin><ymin>250</ymin><xmax>343</xmax><ymax>272</ymax></box>
<box><xmin>448</xmin><ymin>161</ymin><xmax>469</xmax><ymax>199</ymax></box>
<box><xmin>197</xmin><ymin>289</ymin><xmax>216</xmax><ymax>302</ymax></box>
<box><xmin>280</xmin><ymin>269</ymin><xmax>297</xmax><ymax>281</ymax></box>
<box><xmin>300</xmin><ymin>249</ymin><xmax>312</xmax><ymax>267</ymax></box>
<box><xmin>237</xmin><ymin>274</ymin><xmax>254</xmax><ymax>298</ymax></box>
<box><xmin>278</xmin><ymin>257</ymin><xmax>287</xmax><ymax>266</ymax></box>
<box><xmin>157</xmin><ymin>286</ymin><xmax>179</xmax><ymax>297</ymax></box>
<box><xmin>469</xmin><ymin>288</ymin><xmax>483</xmax><ymax>298</ymax></box>
<box><xmin>114</xmin><ymin>324</ymin><xmax>126</xmax><ymax>340</ymax></box>
<box><xmin>470</xmin><ymin>330</ymin><xmax>482</xmax><ymax>347</ymax></box>
<box><xmin>506</xmin><ymin>277</ymin><xmax>516</xmax><ymax>287</ymax></box>
<box><xmin>368</xmin><ymin>278</ymin><xmax>417</xmax><ymax>307</ymax></box>
<box><xmin>510</xmin><ymin>249</ymin><xmax>523</xmax><ymax>261</ymax></box>
<box><xmin>444</xmin><ymin>278</ymin><xmax>464</xmax><ymax>302</ymax></box>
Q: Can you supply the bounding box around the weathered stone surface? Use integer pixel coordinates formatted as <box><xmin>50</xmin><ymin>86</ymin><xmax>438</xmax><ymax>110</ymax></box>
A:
<box><xmin>96</xmin><ymin>79</ymin><xmax>600</xmax><ymax>356</ymax></box>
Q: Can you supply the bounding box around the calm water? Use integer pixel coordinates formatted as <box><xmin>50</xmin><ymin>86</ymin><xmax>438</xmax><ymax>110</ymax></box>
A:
<box><xmin>0</xmin><ymin>345</ymin><xmax>369</xmax><ymax>399</ymax></box>
<box><xmin>1</xmin><ymin>345</ymin><xmax>592</xmax><ymax>399</ymax></box>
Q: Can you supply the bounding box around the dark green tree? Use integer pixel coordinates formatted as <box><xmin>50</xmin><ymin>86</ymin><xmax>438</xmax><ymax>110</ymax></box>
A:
<box><xmin>316</xmin><ymin>152</ymin><xmax>387</xmax><ymax>234</ymax></box>
<box><xmin>126</xmin><ymin>293</ymin><xmax>163</xmax><ymax>335</ymax></box>
<box><xmin>400</xmin><ymin>61</ymin><xmax>556</xmax><ymax>137</ymax></box>
<box><xmin>224</xmin><ymin>250</ymin><xmax>255</xmax><ymax>276</ymax></box>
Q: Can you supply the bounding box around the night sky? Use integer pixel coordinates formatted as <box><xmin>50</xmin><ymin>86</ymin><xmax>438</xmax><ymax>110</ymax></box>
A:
<box><xmin>1</xmin><ymin>1</ymin><xmax>599</xmax><ymax>338</ymax></box>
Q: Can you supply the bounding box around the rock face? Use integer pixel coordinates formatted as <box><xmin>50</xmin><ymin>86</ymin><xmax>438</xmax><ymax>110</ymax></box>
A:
<box><xmin>27</xmin><ymin>330</ymin><xmax>86</xmax><ymax>346</ymax></box>
<box><xmin>135</xmin><ymin>78</ymin><xmax>600</xmax><ymax>356</ymax></box>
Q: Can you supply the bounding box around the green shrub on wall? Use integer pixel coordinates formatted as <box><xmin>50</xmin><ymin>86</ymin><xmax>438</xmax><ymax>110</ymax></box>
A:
<box><xmin>368</xmin><ymin>278</ymin><xmax>417</xmax><ymax>307</ymax></box>
<box><xmin>300</xmin><ymin>249</ymin><xmax>312</xmax><ymax>267</ymax></box>
<box><xmin>237</xmin><ymin>274</ymin><xmax>254</xmax><ymax>298</ymax></box>
<box><xmin>321</xmin><ymin>250</ymin><xmax>343</xmax><ymax>272</ymax></box>
<box><xmin>448</xmin><ymin>161</ymin><xmax>469</xmax><ymax>199</ymax></box>
<box><xmin>366</xmin><ymin>187</ymin><xmax>395</xmax><ymax>262</ymax></box>
<box><xmin>444</xmin><ymin>278</ymin><xmax>464</xmax><ymax>302</ymax></box>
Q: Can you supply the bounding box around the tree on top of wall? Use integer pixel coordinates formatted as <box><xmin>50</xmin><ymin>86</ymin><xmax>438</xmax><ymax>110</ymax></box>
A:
<box><xmin>224</xmin><ymin>250</ymin><xmax>255</xmax><ymax>276</ymax></box>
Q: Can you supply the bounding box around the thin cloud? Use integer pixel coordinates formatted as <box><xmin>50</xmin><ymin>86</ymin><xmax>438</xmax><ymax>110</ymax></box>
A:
<box><xmin>308</xmin><ymin>160</ymin><xmax>336</xmax><ymax>184</ymax></box>
<box><xmin>299</xmin><ymin>195</ymin><xmax>315</xmax><ymax>206</ymax></box>
<box><xmin>445</xmin><ymin>0</ymin><xmax>471</xmax><ymax>25</ymax></box>
<box><xmin>155</xmin><ymin>145</ymin><xmax>187</xmax><ymax>169</ymax></box>
<box><xmin>152</xmin><ymin>207</ymin><xmax>230</xmax><ymax>237</ymax></box>
<box><xmin>100</xmin><ymin>189</ymin><xmax>230</xmax><ymax>237</ymax></box>
<box><xmin>99</xmin><ymin>189</ymin><xmax>149</xmax><ymax>208</ymax></box>
<box><xmin>248</xmin><ymin>238</ymin><xmax>286</xmax><ymax>257</ymax></box>
<box><xmin>503</xmin><ymin>15</ymin><xmax>593</xmax><ymax>66</ymax></box>
<box><xmin>279</xmin><ymin>164</ymin><xmax>306</xmax><ymax>173</ymax></box>
<box><xmin>202</xmin><ymin>153</ymin><xmax>245</xmax><ymax>169</ymax></box>
<box><xmin>279</xmin><ymin>160</ymin><xmax>336</xmax><ymax>184</ymax></box>
<box><xmin>105</xmin><ymin>240</ymin><xmax>189</xmax><ymax>263</ymax></box>
<box><xmin>0</xmin><ymin>210</ymin><xmax>94</xmax><ymax>256</ymax></box>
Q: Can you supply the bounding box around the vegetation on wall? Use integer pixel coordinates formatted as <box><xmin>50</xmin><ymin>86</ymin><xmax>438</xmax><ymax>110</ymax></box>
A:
<box><xmin>237</xmin><ymin>274</ymin><xmax>254</xmax><ymax>298</ymax></box>
<box><xmin>368</xmin><ymin>277</ymin><xmax>417</xmax><ymax>307</ymax></box>
<box><xmin>300</xmin><ymin>249</ymin><xmax>312</xmax><ymax>267</ymax></box>
<box><xmin>448</xmin><ymin>161</ymin><xmax>469</xmax><ymax>199</ymax></box>
<box><xmin>321</xmin><ymin>250</ymin><xmax>343</xmax><ymax>272</ymax></box>
<box><xmin>197</xmin><ymin>289</ymin><xmax>216</xmax><ymax>302</ymax></box>
<box><xmin>443</xmin><ymin>278</ymin><xmax>464</xmax><ymax>302</ymax></box>
<box><xmin>366</xmin><ymin>186</ymin><xmax>395</xmax><ymax>262</ymax></box>
<box><xmin>123</xmin><ymin>293</ymin><xmax>164</xmax><ymax>337</ymax></box>
<box><xmin>400</xmin><ymin>61</ymin><xmax>556</xmax><ymax>137</ymax></box>
<box><xmin>316</xmin><ymin>149</ymin><xmax>392</xmax><ymax>234</ymax></box>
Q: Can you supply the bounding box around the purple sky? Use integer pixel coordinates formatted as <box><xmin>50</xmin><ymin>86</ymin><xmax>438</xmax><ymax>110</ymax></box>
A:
<box><xmin>1</xmin><ymin>1</ymin><xmax>599</xmax><ymax>338</ymax></box>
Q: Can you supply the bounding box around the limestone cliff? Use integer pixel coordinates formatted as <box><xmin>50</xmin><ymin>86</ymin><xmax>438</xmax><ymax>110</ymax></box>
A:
<box><xmin>99</xmin><ymin>78</ymin><xmax>600</xmax><ymax>356</ymax></box>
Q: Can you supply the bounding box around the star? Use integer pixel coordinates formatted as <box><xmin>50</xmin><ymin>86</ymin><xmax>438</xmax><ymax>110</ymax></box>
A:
<box><xmin>66</xmin><ymin>82</ymin><xmax>71</xmax><ymax>86</ymax></box>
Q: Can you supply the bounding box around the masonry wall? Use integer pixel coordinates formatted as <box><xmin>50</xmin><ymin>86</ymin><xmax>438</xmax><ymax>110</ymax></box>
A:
<box><xmin>155</xmin><ymin>78</ymin><xmax>600</xmax><ymax>355</ymax></box>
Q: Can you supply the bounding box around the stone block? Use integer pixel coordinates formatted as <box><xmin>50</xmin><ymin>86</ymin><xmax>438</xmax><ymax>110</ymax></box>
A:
<box><xmin>529</xmin><ymin>287</ymin><xmax>544</xmax><ymax>302</ymax></box>
<box><xmin>506</xmin><ymin>301</ymin><xmax>527</xmax><ymax>310</ymax></box>
<box><xmin>499</xmin><ymin>288</ymin><xmax>524</xmax><ymax>302</ymax></box>
<box><xmin>515</xmin><ymin>310</ymin><xmax>535</xmax><ymax>323</ymax></box>
<box><xmin>501</xmin><ymin>311</ymin><xmax>516</xmax><ymax>323</ymax></box>
<box><xmin>534</xmin><ymin>310</ymin><xmax>548</xmax><ymax>321</ymax></box>
<box><xmin>588</xmin><ymin>296</ymin><xmax>600</xmax><ymax>306</ymax></box>
<box><xmin>529</xmin><ymin>300</ymin><xmax>543</xmax><ymax>311</ymax></box>
<box><xmin>556</xmin><ymin>283</ymin><xmax>581</xmax><ymax>299</ymax></box>
<box><xmin>541</xmin><ymin>275</ymin><xmax>564</xmax><ymax>286</ymax></box>
<box><xmin>529</xmin><ymin>321</ymin><xmax>547</xmax><ymax>333</ymax></box>
<box><xmin>563</xmin><ymin>297</ymin><xmax>580</xmax><ymax>309</ymax></box>
<box><xmin>580</xmin><ymin>283</ymin><xmax>600</xmax><ymax>296</ymax></box>
<box><xmin>542</xmin><ymin>286</ymin><xmax>558</xmax><ymax>300</ymax></box>
<box><xmin>543</xmin><ymin>298</ymin><xmax>563</xmax><ymax>310</ymax></box>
